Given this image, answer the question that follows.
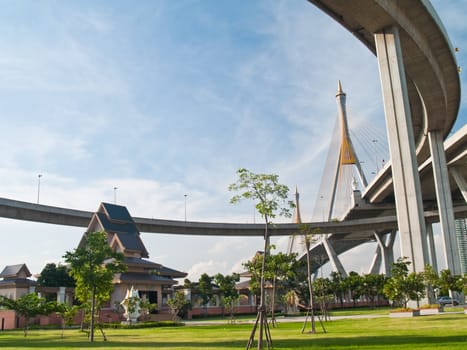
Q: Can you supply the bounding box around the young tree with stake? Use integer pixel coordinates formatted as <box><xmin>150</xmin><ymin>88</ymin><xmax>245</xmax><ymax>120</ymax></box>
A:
<box><xmin>63</xmin><ymin>231</ymin><xmax>126</xmax><ymax>342</ymax></box>
<box><xmin>229</xmin><ymin>168</ymin><xmax>294</xmax><ymax>349</ymax></box>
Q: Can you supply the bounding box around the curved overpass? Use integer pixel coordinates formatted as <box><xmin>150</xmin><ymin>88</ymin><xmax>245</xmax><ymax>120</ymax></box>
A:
<box><xmin>308</xmin><ymin>0</ymin><xmax>460</xmax><ymax>164</ymax></box>
<box><xmin>0</xmin><ymin>126</ymin><xmax>465</xmax><ymax>236</ymax></box>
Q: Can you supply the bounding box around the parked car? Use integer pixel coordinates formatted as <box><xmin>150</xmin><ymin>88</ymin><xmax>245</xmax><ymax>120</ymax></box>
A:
<box><xmin>437</xmin><ymin>296</ymin><xmax>459</xmax><ymax>306</ymax></box>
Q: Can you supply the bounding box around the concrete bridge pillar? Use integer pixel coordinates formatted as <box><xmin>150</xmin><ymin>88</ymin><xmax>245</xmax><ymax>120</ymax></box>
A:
<box><xmin>426</xmin><ymin>223</ymin><xmax>439</xmax><ymax>272</ymax></box>
<box><xmin>322</xmin><ymin>235</ymin><xmax>347</xmax><ymax>278</ymax></box>
<box><xmin>368</xmin><ymin>247</ymin><xmax>382</xmax><ymax>275</ymax></box>
<box><xmin>450</xmin><ymin>167</ymin><xmax>467</xmax><ymax>202</ymax></box>
<box><xmin>57</xmin><ymin>287</ymin><xmax>66</xmax><ymax>304</ymax></box>
<box><xmin>428</xmin><ymin>130</ymin><xmax>461</xmax><ymax>275</ymax></box>
<box><xmin>369</xmin><ymin>231</ymin><xmax>396</xmax><ymax>276</ymax></box>
<box><xmin>374</xmin><ymin>26</ymin><xmax>428</xmax><ymax>273</ymax></box>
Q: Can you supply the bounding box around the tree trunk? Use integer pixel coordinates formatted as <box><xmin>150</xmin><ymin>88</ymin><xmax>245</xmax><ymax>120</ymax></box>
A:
<box><xmin>23</xmin><ymin>317</ymin><xmax>29</xmax><ymax>337</ymax></box>
<box><xmin>302</xmin><ymin>239</ymin><xmax>316</xmax><ymax>334</ymax></box>
<box><xmin>90</xmin><ymin>286</ymin><xmax>96</xmax><ymax>342</ymax></box>
<box><xmin>270</xmin><ymin>277</ymin><xmax>277</xmax><ymax>327</ymax></box>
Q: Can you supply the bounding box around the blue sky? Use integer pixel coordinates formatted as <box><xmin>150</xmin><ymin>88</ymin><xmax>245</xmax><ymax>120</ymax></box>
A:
<box><xmin>0</xmin><ymin>0</ymin><xmax>465</xmax><ymax>280</ymax></box>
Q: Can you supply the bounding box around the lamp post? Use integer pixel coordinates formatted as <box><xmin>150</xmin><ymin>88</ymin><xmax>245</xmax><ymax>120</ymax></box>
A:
<box><xmin>114</xmin><ymin>187</ymin><xmax>118</xmax><ymax>204</ymax></box>
<box><xmin>37</xmin><ymin>174</ymin><xmax>42</xmax><ymax>204</ymax></box>
<box><xmin>184</xmin><ymin>194</ymin><xmax>188</xmax><ymax>221</ymax></box>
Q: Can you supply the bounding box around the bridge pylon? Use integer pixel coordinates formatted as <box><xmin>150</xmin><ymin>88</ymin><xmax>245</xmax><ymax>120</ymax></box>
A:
<box><xmin>288</xmin><ymin>82</ymin><xmax>368</xmax><ymax>277</ymax></box>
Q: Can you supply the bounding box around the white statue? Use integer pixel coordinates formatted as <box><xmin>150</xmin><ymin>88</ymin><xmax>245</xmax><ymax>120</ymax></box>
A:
<box><xmin>120</xmin><ymin>286</ymin><xmax>141</xmax><ymax>324</ymax></box>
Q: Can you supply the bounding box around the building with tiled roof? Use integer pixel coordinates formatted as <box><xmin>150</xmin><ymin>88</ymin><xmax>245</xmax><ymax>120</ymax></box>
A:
<box><xmin>0</xmin><ymin>263</ymin><xmax>36</xmax><ymax>300</ymax></box>
<box><xmin>81</xmin><ymin>203</ymin><xmax>187</xmax><ymax>315</ymax></box>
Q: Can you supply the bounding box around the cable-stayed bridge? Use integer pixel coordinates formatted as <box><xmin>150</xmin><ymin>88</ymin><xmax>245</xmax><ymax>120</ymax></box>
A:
<box><xmin>0</xmin><ymin>1</ymin><xmax>466</xmax><ymax>277</ymax></box>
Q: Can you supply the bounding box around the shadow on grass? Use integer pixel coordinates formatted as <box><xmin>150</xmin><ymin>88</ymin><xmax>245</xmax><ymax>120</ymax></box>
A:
<box><xmin>1</xmin><ymin>334</ymin><xmax>466</xmax><ymax>349</ymax></box>
<box><xmin>275</xmin><ymin>334</ymin><xmax>467</xmax><ymax>348</ymax></box>
<box><xmin>0</xmin><ymin>339</ymin><xmax>244</xmax><ymax>349</ymax></box>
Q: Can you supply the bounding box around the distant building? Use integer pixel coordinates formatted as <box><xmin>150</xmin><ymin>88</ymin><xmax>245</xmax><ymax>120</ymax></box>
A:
<box><xmin>0</xmin><ymin>264</ymin><xmax>36</xmax><ymax>300</ymax></box>
<box><xmin>80</xmin><ymin>202</ymin><xmax>187</xmax><ymax>316</ymax></box>
<box><xmin>0</xmin><ymin>202</ymin><xmax>188</xmax><ymax>329</ymax></box>
<box><xmin>455</xmin><ymin>218</ymin><xmax>467</xmax><ymax>274</ymax></box>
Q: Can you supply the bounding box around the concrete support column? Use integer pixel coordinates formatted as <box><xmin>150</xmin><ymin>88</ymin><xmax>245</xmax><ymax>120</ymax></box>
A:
<box><xmin>428</xmin><ymin>130</ymin><xmax>461</xmax><ymax>275</ymax></box>
<box><xmin>322</xmin><ymin>235</ymin><xmax>347</xmax><ymax>278</ymax></box>
<box><xmin>370</xmin><ymin>231</ymin><xmax>396</xmax><ymax>276</ymax></box>
<box><xmin>368</xmin><ymin>247</ymin><xmax>382</xmax><ymax>275</ymax></box>
<box><xmin>450</xmin><ymin>167</ymin><xmax>467</xmax><ymax>202</ymax></box>
<box><xmin>249</xmin><ymin>292</ymin><xmax>254</xmax><ymax>306</ymax></box>
<box><xmin>377</xmin><ymin>231</ymin><xmax>396</xmax><ymax>276</ymax></box>
<box><xmin>426</xmin><ymin>223</ymin><xmax>438</xmax><ymax>272</ymax></box>
<box><xmin>57</xmin><ymin>287</ymin><xmax>66</xmax><ymax>304</ymax></box>
<box><xmin>374</xmin><ymin>26</ymin><xmax>428</xmax><ymax>273</ymax></box>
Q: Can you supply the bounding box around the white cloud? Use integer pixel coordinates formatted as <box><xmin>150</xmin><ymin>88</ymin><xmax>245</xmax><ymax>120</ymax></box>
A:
<box><xmin>186</xmin><ymin>260</ymin><xmax>224</xmax><ymax>281</ymax></box>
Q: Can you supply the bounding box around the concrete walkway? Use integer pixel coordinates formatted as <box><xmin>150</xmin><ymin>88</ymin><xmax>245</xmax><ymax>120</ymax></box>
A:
<box><xmin>183</xmin><ymin>313</ymin><xmax>388</xmax><ymax>326</ymax></box>
<box><xmin>183</xmin><ymin>310</ymin><xmax>465</xmax><ymax>326</ymax></box>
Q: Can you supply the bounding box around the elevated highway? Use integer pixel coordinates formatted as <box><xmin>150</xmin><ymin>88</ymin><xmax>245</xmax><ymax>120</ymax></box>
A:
<box><xmin>0</xmin><ymin>125</ymin><xmax>465</xmax><ymax>237</ymax></box>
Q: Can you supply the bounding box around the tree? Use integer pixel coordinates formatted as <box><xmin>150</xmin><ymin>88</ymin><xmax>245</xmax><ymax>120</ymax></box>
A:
<box><xmin>56</xmin><ymin>303</ymin><xmax>80</xmax><ymax>338</ymax></box>
<box><xmin>313</xmin><ymin>277</ymin><xmax>333</xmax><ymax>321</ymax></box>
<box><xmin>0</xmin><ymin>293</ymin><xmax>56</xmax><ymax>337</ymax></box>
<box><xmin>346</xmin><ymin>271</ymin><xmax>363</xmax><ymax>306</ymax></box>
<box><xmin>361</xmin><ymin>273</ymin><xmax>386</xmax><ymax>308</ymax></box>
<box><xmin>266</xmin><ymin>250</ymin><xmax>299</xmax><ymax>327</ymax></box>
<box><xmin>167</xmin><ymin>291</ymin><xmax>192</xmax><ymax>320</ymax></box>
<box><xmin>383</xmin><ymin>258</ymin><xmax>425</xmax><ymax>308</ymax></box>
<box><xmin>438</xmin><ymin>269</ymin><xmax>462</xmax><ymax>299</ymax></box>
<box><xmin>459</xmin><ymin>274</ymin><xmax>467</xmax><ymax>296</ymax></box>
<box><xmin>243</xmin><ymin>248</ymin><xmax>299</xmax><ymax>327</ymax></box>
<box><xmin>229</xmin><ymin>168</ymin><xmax>294</xmax><ymax>350</ymax></box>
<box><xmin>214</xmin><ymin>273</ymin><xmax>240</xmax><ymax>323</ymax></box>
<box><xmin>406</xmin><ymin>271</ymin><xmax>425</xmax><ymax>306</ymax></box>
<box><xmin>384</xmin><ymin>258</ymin><xmax>410</xmax><ymax>307</ymax></box>
<box><xmin>298</xmin><ymin>225</ymin><xmax>324</xmax><ymax>334</ymax></box>
<box><xmin>139</xmin><ymin>299</ymin><xmax>158</xmax><ymax>321</ymax></box>
<box><xmin>63</xmin><ymin>231</ymin><xmax>126</xmax><ymax>342</ymax></box>
<box><xmin>422</xmin><ymin>264</ymin><xmax>440</xmax><ymax>303</ymax></box>
<box><xmin>330</xmin><ymin>271</ymin><xmax>346</xmax><ymax>308</ymax></box>
<box><xmin>242</xmin><ymin>252</ymin><xmax>263</xmax><ymax>298</ymax></box>
<box><xmin>197</xmin><ymin>273</ymin><xmax>214</xmax><ymax>316</ymax></box>
<box><xmin>36</xmin><ymin>263</ymin><xmax>75</xmax><ymax>288</ymax></box>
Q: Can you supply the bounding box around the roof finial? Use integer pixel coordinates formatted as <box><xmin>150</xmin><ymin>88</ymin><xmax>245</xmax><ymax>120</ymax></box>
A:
<box><xmin>336</xmin><ymin>80</ymin><xmax>345</xmax><ymax>96</ymax></box>
<box><xmin>294</xmin><ymin>185</ymin><xmax>302</xmax><ymax>224</ymax></box>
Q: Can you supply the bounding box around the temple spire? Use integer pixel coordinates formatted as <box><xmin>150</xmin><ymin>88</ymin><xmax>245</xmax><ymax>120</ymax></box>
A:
<box><xmin>336</xmin><ymin>80</ymin><xmax>345</xmax><ymax>97</ymax></box>
<box><xmin>294</xmin><ymin>186</ymin><xmax>302</xmax><ymax>224</ymax></box>
<box><xmin>287</xmin><ymin>186</ymin><xmax>303</xmax><ymax>254</ymax></box>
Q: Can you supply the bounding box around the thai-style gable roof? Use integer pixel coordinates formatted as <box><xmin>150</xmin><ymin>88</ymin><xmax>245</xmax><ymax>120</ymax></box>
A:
<box><xmin>157</xmin><ymin>265</ymin><xmax>188</xmax><ymax>279</ymax></box>
<box><xmin>80</xmin><ymin>202</ymin><xmax>149</xmax><ymax>258</ymax></box>
<box><xmin>114</xmin><ymin>272</ymin><xmax>179</xmax><ymax>285</ymax></box>
<box><xmin>108</xmin><ymin>230</ymin><xmax>148</xmax><ymax>257</ymax></box>
<box><xmin>100</xmin><ymin>203</ymin><xmax>134</xmax><ymax>223</ymax></box>
<box><xmin>78</xmin><ymin>203</ymin><xmax>187</xmax><ymax>285</ymax></box>
<box><xmin>0</xmin><ymin>278</ymin><xmax>36</xmax><ymax>288</ymax></box>
<box><xmin>123</xmin><ymin>257</ymin><xmax>162</xmax><ymax>269</ymax></box>
<box><xmin>0</xmin><ymin>264</ymin><xmax>31</xmax><ymax>280</ymax></box>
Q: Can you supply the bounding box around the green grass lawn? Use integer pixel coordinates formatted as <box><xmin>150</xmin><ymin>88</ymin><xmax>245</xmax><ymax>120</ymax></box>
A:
<box><xmin>0</xmin><ymin>314</ymin><xmax>466</xmax><ymax>349</ymax></box>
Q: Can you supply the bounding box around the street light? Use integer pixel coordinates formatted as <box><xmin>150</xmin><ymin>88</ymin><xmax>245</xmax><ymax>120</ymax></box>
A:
<box><xmin>184</xmin><ymin>194</ymin><xmax>188</xmax><ymax>221</ymax></box>
<box><xmin>114</xmin><ymin>187</ymin><xmax>118</xmax><ymax>204</ymax></box>
<box><xmin>37</xmin><ymin>174</ymin><xmax>42</xmax><ymax>204</ymax></box>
